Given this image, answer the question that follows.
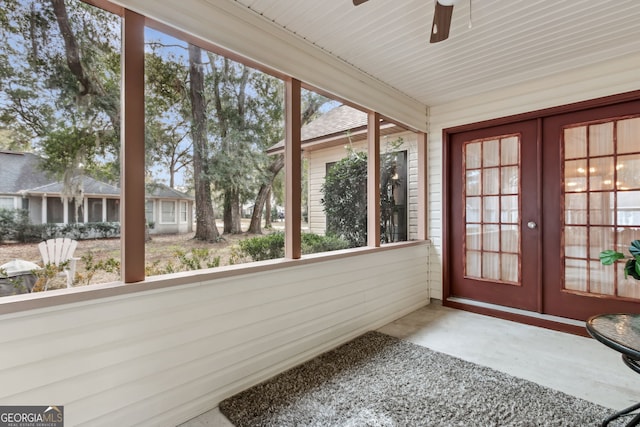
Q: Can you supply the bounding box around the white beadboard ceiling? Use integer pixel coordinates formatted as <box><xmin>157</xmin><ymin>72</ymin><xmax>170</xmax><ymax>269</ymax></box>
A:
<box><xmin>230</xmin><ymin>0</ymin><xmax>640</xmax><ymax>107</ymax></box>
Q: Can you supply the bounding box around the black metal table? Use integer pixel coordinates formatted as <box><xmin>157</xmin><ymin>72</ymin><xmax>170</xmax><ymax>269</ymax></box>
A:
<box><xmin>587</xmin><ymin>313</ymin><xmax>640</xmax><ymax>427</ymax></box>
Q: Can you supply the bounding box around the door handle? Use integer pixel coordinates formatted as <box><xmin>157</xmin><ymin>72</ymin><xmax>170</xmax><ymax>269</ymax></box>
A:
<box><xmin>527</xmin><ymin>221</ymin><xmax>537</xmax><ymax>229</ymax></box>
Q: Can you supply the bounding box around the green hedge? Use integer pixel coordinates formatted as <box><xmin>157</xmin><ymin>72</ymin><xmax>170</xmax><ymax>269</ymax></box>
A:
<box><xmin>0</xmin><ymin>208</ymin><xmax>120</xmax><ymax>243</ymax></box>
<box><xmin>237</xmin><ymin>232</ymin><xmax>350</xmax><ymax>262</ymax></box>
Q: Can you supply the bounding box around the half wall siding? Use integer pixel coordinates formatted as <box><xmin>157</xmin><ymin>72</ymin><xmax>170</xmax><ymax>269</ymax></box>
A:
<box><xmin>0</xmin><ymin>243</ymin><xmax>429</xmax><ymax>426</ymax></box>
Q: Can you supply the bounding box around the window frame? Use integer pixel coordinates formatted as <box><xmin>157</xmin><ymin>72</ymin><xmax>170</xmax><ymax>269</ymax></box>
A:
<box><xmin>160</xmin><ymin>200</ymin><xmax>177</xmax><ymax>224</ymax></box>
<box><xmin>179</xmin><ymin>201</ymin><xmax>188</xmax><ymax>223</ymax></box>
<box><xmin>0</xmin><ymin>197</ymin><xmax>15</xmax><ymax>210</ymax></box>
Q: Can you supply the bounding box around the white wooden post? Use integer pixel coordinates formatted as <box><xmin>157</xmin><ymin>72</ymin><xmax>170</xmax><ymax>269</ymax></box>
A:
<box><xmin>63</xmin><ymin>197</ymin><xmax>69</xmax><ymax>224</ymax></box>
<box><xmin>41</xmin><ymin>194</ymin><xmax>47</xmax><ymax>224</ymax></box>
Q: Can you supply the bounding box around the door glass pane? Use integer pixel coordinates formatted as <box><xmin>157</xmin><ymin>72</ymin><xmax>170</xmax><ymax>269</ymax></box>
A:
<box><xmin>466</xmin><ymin>170</ymin><xmax>481</xmax><ymax>195</ymax></box>
<box><xmin>501</xmin><ymin>137</ymin><xmax>519</xmax><ymax>165</ymax></box>
<box><xmin>565</xmin><ymin>226</ymin><xmax>587</xmax><ymax>258</ymax></box>
<box><xmin>501</xmin><ymin>225</ymin><xmax>519</xmax><ymax>253</ymax></box>
<box><xmin>483</xmin><ymin>196</ymin><xmax>499</xmax><ymax>223</ymax></box>
<box><xmin>564</xmin><ymin>126</ymin><xmax>587</xmax><ymax>159</ymax></box>
<box><xmin>482</xmin><ymin>224</ymin><xmax>500</xmax><ymax>251</ymax></box>
<box><xmin>466</xmin><ymin>197</ymin><xmax>481</xmax><ymax>223</ymax></box>
<box><xmin>589</xmin><ymin>227</ymin><xmax>614</xmax><ymax>259</ymax></box>
<box><xmin>565</xmin><ymin>193</ymin><xmax>587</xmax><ymax>225</ymax></box>
<box><xmin>618</xmin><ymin>118</ymin><xmax>640</xmax><ymax>154</ymax></box>
<box><xmin>618</xmin><ymin>191</ymin><xmax>640</xmax><ymax>226</ymax></box>
<box><xmin>589</xmin><ymin>157</ymin><xmax>614</xmax><ymax>191</ymax></box>
<box><xmin>483</xmin><ymin>140</ymin><xmax>500</xmax><ymax>167</ymax></box>
<box><xmin>500</xmin><ymin>196</ymin><xmax>518</xmax><ymax>223</ymax></box>
<box><xmin>501</xmin><ymin>254</ymin><xmax>519</xmax><ymax>283</ymax></box>
<box><xmin>589</xmin><ymin>192</ymin><xmax>615</xmax><ymax>225</ymax></box>
<box><xmin>463</xmin><ymin>135</ymin><xmax>521</xmax><ymax>285</ymax></box>
<box><xmin>482</xmin><ymin>252</ymin><xmax>501</xmax><ymax>280</ymax></box>
<box><xmin>562</xmin><ymin>116</ymin><xmax>640</xmax><ymax>299</ymax></box>
<box><xmin>483</xmin><ymin>168</ymin><xmax>500</xmax><ymax>195</ymax></box>
<box><xmin>501</xmin><ymin>166</ymin><xmax>519</xmax><ymax>194</ymax></box>
<box><xmin>618</xmin><ymin>154</ymin><xmax>640</xmax><ymax>189</ymax></box>
<box><xmin>466</xmin><ymin>251</ymin><xmax>481</xmax><ymax>277</ymax></box>
<box><xmin>589</xmin><ymin>122</ymin><xmax>614</xmax><ymax>156</ymax></box>
<box><xmin>466</xmin><ymin>142</ymin><xmax>482</xmax><ymax>169</ymax></box>
<box><xmin>565</xmin><ymin>258</ymin><xmax>588</xmax><ymax>292</ymax></box>
<box><xmin>565</xmin><ymin>159</ymin><xmax>587</xmax><ymax>192</ymax></box>
<box><xmin>466</xmin><ymin>225</ymin><xmax>481</xmax><ymax>250</ymax></box>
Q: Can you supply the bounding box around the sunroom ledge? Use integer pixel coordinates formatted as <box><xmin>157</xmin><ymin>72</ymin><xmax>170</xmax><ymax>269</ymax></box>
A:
<box><xmin>0</xmin><ymin>239</ymin><xmax>430</xmax><ymax>316</ymax></box>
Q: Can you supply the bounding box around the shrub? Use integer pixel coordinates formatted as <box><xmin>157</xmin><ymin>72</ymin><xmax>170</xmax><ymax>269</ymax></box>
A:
<box><xmin>0</xmin><ymin>210</ymin><xmax>121</xmax><ymax>243</ymax></box>
<box><xmin>321</xmin><ymin>140</ymin><xmax>405</xmax><ymax>246</ymax></box>
<box><xmin>0</xmin><ymin>209</ymin><xmax>44</xmax><ymax>243</ymax></box>
<box><xmin>0</xmin><ymin>209</ymin><xmax>14</xmax><ymax>243</ymax></box>
<box><xmin>235</xmin><ymin>232</ymin><xmax>350</xmax><ymax>262</ymax></box>
<box><xmin>174</xmin><ymin>248</ymin><xmax>220</xmax><ymax>270</ymax></box>
<box><xmin>321</xmin><ymin>152</ymin><xmax>368</xmax><ymax>247</ymax></box>
<box><xmin>238</xmin><ymin>232</ymin><xmax>285</xmax><ymax>261</ymax></box>
<box><xmin>301</xmin><ymin>233</ymin><xmax>350</xmax><ymax>253</ymax></box>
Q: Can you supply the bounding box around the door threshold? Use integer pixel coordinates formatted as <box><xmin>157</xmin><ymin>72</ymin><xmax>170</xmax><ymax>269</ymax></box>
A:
<box><xmin>445</xmin><ymin>297</ymin><xmax>588</xmax><ymax>336</ymax></box>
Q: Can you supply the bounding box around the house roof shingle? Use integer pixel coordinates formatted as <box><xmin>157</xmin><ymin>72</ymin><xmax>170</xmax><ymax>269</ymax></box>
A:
<box><xmin>0</xmin><ymin>151</ymin><xmax>57</xmax><ymax>194</ymax></box>
<box><xmin>267</xmin><ymin>104</ymin><xmax>404</xmax><ymax>154</ymax></box>
<box><xmin>0</xmin><ymin>151</ymin><xmax>193</xmax><ymax>200</ymax></box>
<box><xmin>146</xmin><ymin>183</ymin><xmax>194</xmax><ymax>200</ymax></box>
<box><xmin>27</xmin><ymin>176</ymin><xmax>121</xmax><ymax>196</ymax></box>
<box><xmin>300</xmin><ymin>105</ymin><xmax>367</xmax><ymax>141</ymax></box>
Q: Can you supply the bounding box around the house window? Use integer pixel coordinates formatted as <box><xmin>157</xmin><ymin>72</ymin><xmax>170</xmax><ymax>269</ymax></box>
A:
<box><xmin>381</xmin><ymin>150</ymin><xmax>408</xmax><ymax>243</ymax></box>
<box><xmin>180</xmin><ymin>201</ymin><xmax>187</xmax><ymax>223</ymax></box>
<box><xmin>145</xmin><ymin>200</ymin><xmax>154</xmax><ymax>223</ymax></box>
<box><xmin>0</xmin><ymin>197</ymin><xmax>14</xmax><ymax>210</ymax></box>
<box><xmin>106</xmin><ymin>199</ymin><xmax>120</xmax><ymax>222</ymax></box>
<box><xmin>68</xmin><ymin>199</ymin><xmax>83</xmax><ymax>224</ymax></box>
<box><xmin>160</xmin><ymin>201</ymin><xmax>176</xmax><ymax>224</ymax></box>
<box><xmin>46</xmin><ymin>198</ymin><xmax>64</xmax><ymax>223</ymax></box>
<box><xmin>88</xmin><ymin>198</ymin><xmax>103</xmax><ymax>223</ymax></box>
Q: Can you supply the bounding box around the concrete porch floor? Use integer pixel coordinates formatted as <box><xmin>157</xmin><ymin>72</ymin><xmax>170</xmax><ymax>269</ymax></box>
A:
<box><xmin>180</xmin><ymin>302</ymin><xmax>640</xmax><ymax>426</ymax></box>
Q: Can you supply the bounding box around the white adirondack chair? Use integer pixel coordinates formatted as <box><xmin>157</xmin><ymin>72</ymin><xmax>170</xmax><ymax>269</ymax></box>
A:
<box><xmin>38</xmin><ymin>238</ymin><xmax>79</xmax><ymax>288</ymax></box>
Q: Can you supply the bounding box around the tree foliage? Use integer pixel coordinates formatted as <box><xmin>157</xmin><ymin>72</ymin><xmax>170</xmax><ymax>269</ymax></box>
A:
<box><xmin>0</xmin><ymin>1</ymin><xmax>336</xmax><ymax>244</ymax></box>
<box><xmin>0</xmin><ymin>0</ymin><xmax>121</xmax><ymax>186</ymax></box>
<box><xmin>321</xmin><ymin>140</ymin><xmax>404</xmax><ymax>247</ymax></box>
<box><xmin>322</xmin><ymin>150</ymin><xmax>368</xmax><ymax>247</ymax></box>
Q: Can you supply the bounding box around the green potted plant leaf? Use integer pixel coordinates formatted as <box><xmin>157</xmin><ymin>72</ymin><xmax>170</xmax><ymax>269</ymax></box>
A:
<box><xmin>600</xmin><ymin>240</ymin><xmax>640</xmax><ymax>280</ymax></box>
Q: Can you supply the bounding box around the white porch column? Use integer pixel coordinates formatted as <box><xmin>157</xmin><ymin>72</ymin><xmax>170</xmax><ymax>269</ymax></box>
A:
<box><xmin>102</xmin><ymin>197</ymin><xmax>107</xmax><ymax>222</ymax></box>
<box><xmin>63</xmin><ymin>197</ymin><xmax>69</xmax><ymax>224</ymax></box>
<box><xmin>41</xmin><ymin>194</ymin><xmax>47</xmax><ymax>224</ymax></box>
<box><xmin>83</xmin><ymin>198</ymin><xmax>89</xmax><ymax>223</ymax></box>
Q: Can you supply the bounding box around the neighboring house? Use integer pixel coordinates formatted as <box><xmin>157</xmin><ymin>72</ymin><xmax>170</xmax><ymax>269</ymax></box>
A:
<box><xmin>0</xmin><ymin>150</ymin><xmax>194</xmax><ymax>234</ymax></box>
<box><xmin>268</xmin><ymin>104</ymin><xmax>416</xmax><ymax>241</ymax></box>
<box><xmin>144</xmin><ymin>183</ymin><xmax>194</xmax><ymax>234</ymax></box>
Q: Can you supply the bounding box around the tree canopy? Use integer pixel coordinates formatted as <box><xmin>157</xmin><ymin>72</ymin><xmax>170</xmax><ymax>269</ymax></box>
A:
<box><xmin>0</xmin><ymin>0</ymin><xmax>334</xmax><ymax>238</ymax></box>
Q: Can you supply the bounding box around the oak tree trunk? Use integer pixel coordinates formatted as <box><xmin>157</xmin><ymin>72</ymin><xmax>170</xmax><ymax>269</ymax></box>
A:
<box><xmin>248</xmin><ymin>153</ymin><xmax>284</xmax><ymax>233</ymax></box>
<box><xmin>189</xmin><ymin>44</ymin><xmax>219</xmax><ymax>242</ymax></box>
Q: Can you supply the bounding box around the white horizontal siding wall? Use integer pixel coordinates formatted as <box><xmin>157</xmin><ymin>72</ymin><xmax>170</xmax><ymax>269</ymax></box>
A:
<box><xmin>427</xmin><ymin>54</ymin><xmax>640</xmax><ymax>299</ymax></box>
<box><xmin>307</xmin><ymin>132</ymin><xmax>419</xmax><ymax>238</ymax></box>
<box><xmin>0</xmin><ymin>243</ymin><xmax>429</xmax><ymax>426</ymax></box>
